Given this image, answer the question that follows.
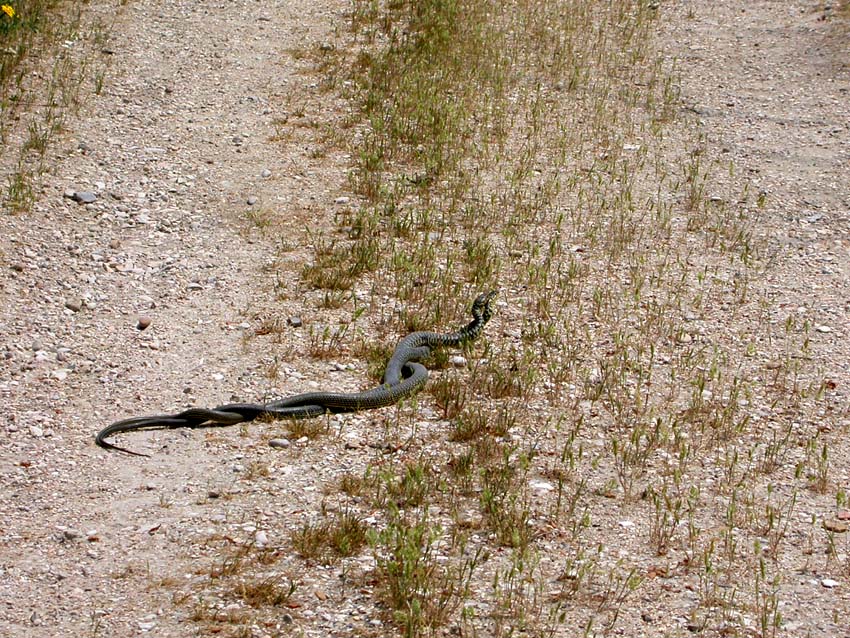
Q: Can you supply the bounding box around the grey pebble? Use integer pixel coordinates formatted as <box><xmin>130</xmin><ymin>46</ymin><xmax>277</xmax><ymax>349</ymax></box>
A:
<box><xmin>72</xmin><ymin>191</ymin><xmax>97</xmax><ymax>204</ymax></box>
<box><xmin>287</xmin><ymin>316</ymin><xmax>302</xmax><ymax>328</ymax></box>
<box><xmin>269</xmin><ymin>438</ymin><xmax>291</xmax><ymax>449</ymax></box>
<box><xmin>247</xmin><ymin>196</ymin><xmax>258</xmax><ymax>206</ymax></box>
<box><xmin>137</xmin><ymin>316</ymin><xmax>152</xmax><ymax>330</ymax></box>
<box><xmin>261</xmin><ymin>169</ymin><xmax>271</xmax><ymax>178</ymax></box>
<box><xmin>65</xmin><ymin>299</ymin><xmax>83</xmax><ymax>312</ymax></box>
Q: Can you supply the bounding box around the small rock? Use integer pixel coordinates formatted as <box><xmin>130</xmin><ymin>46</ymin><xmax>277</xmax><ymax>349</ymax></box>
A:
<box><xmin>247</xmin><ymin>196</ymin><xmax>258</xmax><ymax>206</ymax></box>
<box><xmin>31</xmin><ymin>340</ymin><xmax>44</xmax><ymax>352</ymax></box>
<box><xmin>824</xmin><ymin>519</ymin><xmax>849</xmax><ymax>533</ymax></box>
<box><xmin>821</xmin><ymin>578</ymin><xmax>839</xmax><ymax>589</ymax></box>
<box><xmin>334</xmin><ymin>196</ymin><xmax>350</xmax><ymax>205</ymax></box>
<box><xmin>281</xmin><ymin>613</ymin><xmax>293</xmax><ymax>624</ymax></box>
<box><xmin>255</xmin><ymin>530</ymin><xmax>269</xmax><ymax>547</ymax></box>
<box><xmin>29</xmin><ymin>425</ymin><xmax>44</xmax><ymax>438</ymax></box>
<box><xmin>815</xmin><ymin>325</ymin><xmax>832</xmax><ymax>333</ymax></box>
<box><xmin>63</xmin><ymin>188</ymin><xmax>76</xmax><ymax>199</ymax></box>
<box><xmin>344</xmin><ymin>439</ymin><xmax>363</xmax><ymax>450</ymax></box>
<box><xmin>187</xmin><ymin>282</ymin><xmax>203</xmax><ymax>291</ymax></box>
<box><xmin>65</xmin><ymin>299</ymin><xmax>83</xmax><ymax>312</ymax></box>
<box><xmin>138</xmin><ymin>621</ymin><xmax>157</xmax><ymax>632</ymax></box>
<box><xmin>287</xmin><ymin>316</ymin><xmax>303</xmax><ymax>328</ymax></box>
<box><xmin>837</xmin><ymin>510</ymin><xmax>850</xmax><ymax>521</ymax></box>
<box><xmin>314</xmin><ymin>589</ymin><xmax>328</xmax><ymax>601</ymax></box>
<box><xmin>72</xmin><ymin>191</ymin><xmax>97</xmax><ymax>204</ymax></box>
<box><xmin>137</xmin><ymin>316</ymin><xmax>152</xmax><ymax>330</ymax></box>
<box><xmin>108</xmin><ymin>238</ymin><xmax>121</xmax><ymax>249</ymax></box>
<box><xmin>207</xmin><ymin>490</ymin><xmax>221</xmax><ymax>499</ymax></box>
<box><xmin>232</xmin><ymin>135</ymin><xmax>244</xmax><ymax>146</ymax></box>
<box><xmin>269</xmin><ymin>438</ymin><xmax>290</xmax><ymax>449</ymax></box>
<box><xmin>62</xmin><ymin>528</ymin><xmax>81</xmax><ymax>540</ymax></box>
<box><xmin>261</xmin><ymin>169</ymin><xmax>271</xmax><ymax>178</ymax></box>
<box><xmin>51</xmin><ymin>369</ymin><xmax>69</xmax><ymax>381</ymax></box>
<box><xmin>530</xmin><ymin>480</ymin><xmax>554</xmax><ymax>492</ymax></box>
<box><xmin>449</xmin><ymin>355</ymin><xmax>467</xmax><ymax>368</ymax></box>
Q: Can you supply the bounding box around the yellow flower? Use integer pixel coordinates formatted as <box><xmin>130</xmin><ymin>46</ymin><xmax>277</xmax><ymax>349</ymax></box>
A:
<box><xmin>1</xmin><ymin>5</ymin><xmax>15</xmax><ymax>19</ymax></box>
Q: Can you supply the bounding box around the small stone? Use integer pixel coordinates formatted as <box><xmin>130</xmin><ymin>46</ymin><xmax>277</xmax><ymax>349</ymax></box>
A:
<box><xmin>837</xmin><ymin>510</ymin><xmax>850</xmax><ymax>521</ymax></box>
<box><xmin>530</xmin><ymin>480</ymin><xmax>554</xmax><ymax>492</ymax></box>
<box><xmin>187</xmin><ymin>282</ymin><xmax>203</xmax><ymax>290</ymax></box>
<box><xmin>334</xmin><ymin>196</ymin><xmax>350</xmax><ymax>205</ymax></box>
<box><xmin>208</xmin><ymin>490</ymin><xmax>221</xmax><ymax>499</ymax></box>
<box><xmin>269</xmin><ymin>438</ymin><xmax>290</xmax><ymax>449</ymax></box>
<box><xmin>261</xmin><ymin>169</ymin><xmax>271</xmax><ymax>178</ymax></box>
<box><xmin>247</xmin><ymin>196</ymin><xmax>258</xmax><ymax>205</ymax></box>
<box><xmin>815</xmin><ymin>325</ymin><xmax>832</xmax><ymax>333</ymax></box>
<box><xmin>449</xmin><ymin>355</ymin><xmax>467</xmax><ymax>368</ymax></box>
<box><xmin>344</xmin><ymin>439</ymin><xmax>363</xmax><ymax>450</ymax></box>
<box><xmin>108</xmin><ymin>239</ymin><xmax>121</xmax><ymax>249</ymax></box>
<box><xmin>824</xmin><ymin>519</ymin><xmax>849</xmax><ymax>533</ymax></box>
<box><xmin>65</xmin><ymin>299</ymin><xmax>83</xmax><ymax>312</ymax></box>
<box><xmin>138</xmin><ymin>621</ymin><xmax>156</xmax><ymax>632</ymax></box>
<box><xmin>821</xmin><ymin>578</ymin><xmax>839</xmax><ymax>588</ymax></box>
<box><xmin>315</xmin><ymin>589</ymin><xmax>328</xmax><ymax>601</ymax></box>
<box><xmin>62</xmin><ymin>528</ymin><xmax>81</xmax><ymax>540</ymax></box>
<box><xmin>63</xmin><ymin>188</ymin><xmax>76</xmax><ymax>199</ymax></box>
<box><xmin>281</xmin><ymin>613</ymin><xmax>293</xmax><ymax>624</ymax></box>
<box><xmin>51</xmin><ymin>369</ymin><xmax>69</xmax><ymax>381</ymax></box>
<box><xmin>232</xmin><ymin>135</ymin><xmax>244</xmax><ymax>145</ymax></box>
<box><xmin>137</xmin><ymin>316</ymin><xmax>152</xmax><ymax>330</ymax></box>
<box><xmin>29</xmin><ymin>425</ymin><xmax>44</xmax><ymax>438</ymax></box>
<box><xmin>287</xmin><ymin>316</ymin><xmax>302</xmax><ymax>328</ymax></box>
<box><xmin>72</xmin><ymin>191</ymin><xmax>97</xmax><ymax>204</ymax></box>
<box><xmin>31</xmin><ymin>340</ymin><xmax>44</xmax><ymax>352</ymax></box>
<box><xmin>255</xmin><ymin>530</ymin><xmax>269</xmax><ymax>547</ymax></box>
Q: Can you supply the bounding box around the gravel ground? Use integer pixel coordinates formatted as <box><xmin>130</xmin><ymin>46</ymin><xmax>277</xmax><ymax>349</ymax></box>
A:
<box><xmin>1</xmin><ymin>1</ymin><xmax>848</xmax><ymax>637</ymax></box>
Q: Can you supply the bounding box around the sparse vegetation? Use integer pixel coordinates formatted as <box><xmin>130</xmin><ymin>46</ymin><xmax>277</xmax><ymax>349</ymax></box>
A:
<box><xmin>221</xmin><ymin>0</ymin><xmax>843</xmax><ymax>635</ymax></box>
<box><xmin>1</xmin><ymin>0</ymin><xmax>115</xmax><ymax>212</ymax></box>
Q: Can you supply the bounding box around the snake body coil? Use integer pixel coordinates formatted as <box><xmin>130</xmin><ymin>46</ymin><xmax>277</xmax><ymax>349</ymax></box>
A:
<box><xmin>96</xmin><ymin>291</ymin><xmax>496</xmax><ymax>456</ymax></box>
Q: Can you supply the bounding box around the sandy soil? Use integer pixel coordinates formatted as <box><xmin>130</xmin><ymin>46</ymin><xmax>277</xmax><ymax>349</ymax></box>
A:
<box><xmin>0</xmin><ymin>1</ymin><xmax>847</xmax><ymax>636</ymax></box>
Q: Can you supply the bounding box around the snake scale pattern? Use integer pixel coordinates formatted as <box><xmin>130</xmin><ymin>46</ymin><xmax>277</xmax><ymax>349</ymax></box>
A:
<box><xmin>96</xmin><ymin>291</ymin><xmax>497</xmax><ymax>456</ymax></box>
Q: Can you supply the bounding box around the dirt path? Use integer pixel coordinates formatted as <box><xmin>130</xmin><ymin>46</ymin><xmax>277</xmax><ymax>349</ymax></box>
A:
<box><xmin>0</xmin><ymin>1</ymin><xmax>848</xmax><ymax>637</ymax></box>
<box><xmin>0</xmin><ymin>0</ymin><xmax>353</xmax><ymax>635</ymax></box>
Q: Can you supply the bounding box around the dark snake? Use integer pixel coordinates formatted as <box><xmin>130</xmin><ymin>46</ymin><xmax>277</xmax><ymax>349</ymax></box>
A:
<box><xmin>96</xmin><ymin>291</ymin><xmax>497</xmax><ymax>456</ymax></box>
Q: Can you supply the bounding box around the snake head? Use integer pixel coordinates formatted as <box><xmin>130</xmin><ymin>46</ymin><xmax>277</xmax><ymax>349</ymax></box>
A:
<box><xmin>472</xmin><ymin>290</ymin><xmax>498</xmax><ymax>322</ymax></box>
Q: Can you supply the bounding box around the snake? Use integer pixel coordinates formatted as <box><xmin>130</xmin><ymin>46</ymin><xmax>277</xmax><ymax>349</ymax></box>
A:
<box><xmin>95</xmin><ymin>291</ymin><xmax>497</xmax><ymax>456</ymax></box>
